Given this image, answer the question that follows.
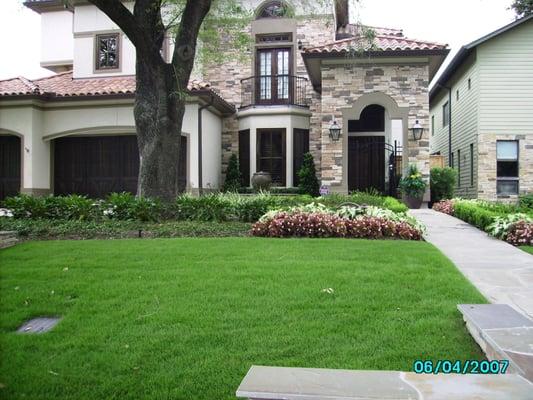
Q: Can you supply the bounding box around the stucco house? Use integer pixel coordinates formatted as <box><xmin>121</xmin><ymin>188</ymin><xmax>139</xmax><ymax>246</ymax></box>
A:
<box><xmin>430</xmin><ymin>15</ymin><xmax>533</xmax><ymax>202</ymax></box>
<box><xmin>0</xmin><ymin>0</ymin><xmax>448</xmax><ymax>200</ymax></box>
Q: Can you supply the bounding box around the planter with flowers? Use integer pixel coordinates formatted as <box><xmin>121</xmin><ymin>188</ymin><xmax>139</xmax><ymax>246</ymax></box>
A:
<box><xmin>398</xmin><ymin>165</ymin><xmax>427</xmax><ymax>209</ymax></box>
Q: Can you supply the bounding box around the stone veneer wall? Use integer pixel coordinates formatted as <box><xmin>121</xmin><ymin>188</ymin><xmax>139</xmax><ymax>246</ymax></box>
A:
<box><xmin>477</xmin><ymin>134</ymin><xmax>533</xmax><ymax>202</ymax></box>
<box><xmin>202</xmin><ymin>15</ymin><xmax>333</xmax><ymax>182</ymax></box>
<box><xmin>319</xmin><ymin>63</ymin><xmax>431</xmax><ymax>194</ymax></box>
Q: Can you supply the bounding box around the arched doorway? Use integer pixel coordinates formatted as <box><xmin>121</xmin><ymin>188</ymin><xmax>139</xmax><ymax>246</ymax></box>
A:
<box><xmin>0</xmin><ymin>135</ymin><xmax>21</xmax><ymax>200</ymax></box>
<box><xmin>346</xmin><ymin>104</ymin><xmax>403</xmax><ymax>195</ymax></box>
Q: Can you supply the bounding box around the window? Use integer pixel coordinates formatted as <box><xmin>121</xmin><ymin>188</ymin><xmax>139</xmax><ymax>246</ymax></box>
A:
<box><xmin>239</xmin><ymin>130</ymin><xmax>250</xmax><ymax>187</ymax></box>
<box><xmin>443</xmin><ymin>101</ymin><xmax>450</xmax><ymax>127</ymax></box>
<box><xmin>257</xmin><ymin>1</ymin><xmax>289</xmax><ymax>18</ymax></box>
<box><xmin>257</xmin><ymin>129</ymin><xmax>286</xmax><ymax>185</ymax></box>
<box><xmin>457</xmin><ymin>149</ymin><xmax>461</xmax><ymax>187</ymax></box>
<box><xmin>348</xmin><ymin>105</ymin><xmax>385</xmax><ymax>132</ymax></box>
<box><xmin>468</xmin><ymin>78</ymin><xmax>472</xmax><ymax>90</ymax></box>
<box><xmin>450</xmin><ymin>151</ymin><xmax>454</xmax><ymax>169</ymax></box>
<box><xmin>256</xmin><ymin>48</ymin><xmax>291</xmax><ymax>104</ymax></box>
<box><xmin>256</xmin><ymin>33</ymin><xmax>292</xmax><ymax>43</ymax></box>
<box><xmin>456</xmin><ymin>89</ymin><xmax>460</xmax><ymax>102</ymax></box>
<box><xmin>293</xmin><ymin>129</ymin><xmax>309</xmax><ymax>186</ymax></box>
<box><xmin>431</xmin><ymin>115</ymin><xmax>435</xmax><ymax>136</ymax></box>
<box><xmin>470</xmin><ymin>143</ymin><xmax>474</xmax><ymax>187</ymax></box>
<box><xmin>95</xmin><ymin>33</ymin><xmax>120</xmax><ymax>70</ymax></box>
<box><xmin>497</xmin><ymin>140</ymin><xmax>519</xmax><ymax>195</ymax></box>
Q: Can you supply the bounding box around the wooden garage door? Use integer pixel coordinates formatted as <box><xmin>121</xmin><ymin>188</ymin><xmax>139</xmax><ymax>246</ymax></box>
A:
<box><xmin>54</xmin><ymin>136</ymin><xmax>140</xmax><ymax>198</ymax></box>
<box><xmin>0</xmin><ymin>135</ymin><xmax>21</xmax><ymax>200</ymax></box>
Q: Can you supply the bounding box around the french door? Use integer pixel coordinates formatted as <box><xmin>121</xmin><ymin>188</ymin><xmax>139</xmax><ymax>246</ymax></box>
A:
<box><xmin>257</xmin><ymin>129</ymin><xmax>286</xmax><ymax>186</ymax></box>
<box><xmin>256</xmin><ymin>48</ymin><xmax>291</xmax><ymax>105</ymax></box>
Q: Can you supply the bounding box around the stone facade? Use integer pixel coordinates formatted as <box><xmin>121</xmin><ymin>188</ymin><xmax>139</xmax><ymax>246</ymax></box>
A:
<box><xmin>319</xmin><ymin>63</ymin><xmax>431</xmax><ymax>194</ymax></box>
<box><xmin>477</xmin><ymin>134</ymin><xmax>533</xmax><ymax>202</ymax></box>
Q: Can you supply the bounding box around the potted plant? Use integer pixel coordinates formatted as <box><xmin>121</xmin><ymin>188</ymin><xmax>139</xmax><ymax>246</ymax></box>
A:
<box><xmin>398</xmin><ymin>165</ymin><xmax>427</xmax><ymax>209</ymax></box>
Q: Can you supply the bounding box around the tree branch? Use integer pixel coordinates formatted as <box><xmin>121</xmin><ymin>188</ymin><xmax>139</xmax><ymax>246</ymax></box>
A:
<box><xmin>172</xmin><ymin>0</ymin><xmax>212</xmax><ymax>88</ymax></box>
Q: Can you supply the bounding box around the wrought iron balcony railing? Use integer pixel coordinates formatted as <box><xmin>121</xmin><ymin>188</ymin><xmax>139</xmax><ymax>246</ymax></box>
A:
<box><xmin>240</xmin><ymin>75</ymin><xmax>309</xmax><ymax>109</ymax></box>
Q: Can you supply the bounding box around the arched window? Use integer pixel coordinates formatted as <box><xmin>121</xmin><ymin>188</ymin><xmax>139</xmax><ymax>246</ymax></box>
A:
<box><xmin>348</xmin><ymin>104</ymin><xmax>385</xmax><ymax>132</ymax></box>
<box><xmin>257</xmin><ymin>1</ymin><xmax>289</xmax><ymax>19</ymax></box>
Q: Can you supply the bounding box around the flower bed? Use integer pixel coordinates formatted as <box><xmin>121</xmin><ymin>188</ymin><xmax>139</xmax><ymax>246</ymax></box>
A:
<box><xmin>432</xmin><ymin>198</ymin><xmax>533</xmax><ymax>246</ymax></box>
<box><xmin>251</xmin><ymin>204</ymin><xmax>423</xmax><ymax>240</ymax></box>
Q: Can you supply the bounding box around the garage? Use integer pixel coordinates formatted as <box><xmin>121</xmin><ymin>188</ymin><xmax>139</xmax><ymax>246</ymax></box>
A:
<box><xmin>54</xmin><ymin>135</ymin><xmax>187</xmax><ymax>198</ymax></box>
<box><xmin>0</xmin><ymin>135</ymin><xmax>21</xmax><ymax>200</ymax></box>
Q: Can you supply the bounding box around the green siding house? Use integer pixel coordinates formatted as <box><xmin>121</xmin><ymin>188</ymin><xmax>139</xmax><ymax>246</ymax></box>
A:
<box><xmin>430</xmin><ymin>15</ymin><xmax>533</xmax><ymax>201</ymax></box>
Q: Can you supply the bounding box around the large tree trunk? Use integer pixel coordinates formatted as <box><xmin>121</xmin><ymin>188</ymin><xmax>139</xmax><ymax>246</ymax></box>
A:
<box><xmin>134</xmin><ymin>61</ymin><xmax>185</xmax><ymax>201</ymax></box>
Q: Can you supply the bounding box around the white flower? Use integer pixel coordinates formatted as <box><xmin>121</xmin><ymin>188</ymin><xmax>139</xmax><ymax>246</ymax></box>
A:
<box><xmin>0</xmin><ymin>208</ymin><xmax>14</xmax><ymax>218</ymax></box>
<box><xmin>321</xmin><ymin>288</ymin><xmax>334</xmax><ymax>294</ymax></box>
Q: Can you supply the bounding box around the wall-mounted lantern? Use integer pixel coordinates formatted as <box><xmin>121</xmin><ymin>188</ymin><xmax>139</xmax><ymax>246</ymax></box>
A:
<box><xmin>411</xmin><ymin>120</ymin><xmax>424</xmax><ymax>141</ymax></box>
<box><xmin>329</xmin><ymin>119</ymin><xmax>341</xmax><ymax>142</ymax></box>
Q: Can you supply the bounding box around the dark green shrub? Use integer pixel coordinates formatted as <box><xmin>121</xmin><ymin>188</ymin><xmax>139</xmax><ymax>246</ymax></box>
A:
<box><xmin>430</xmin><ymin>167</ymin><xmax>456</xmax><ymax>203</ymax></box>
<box><xmin>175</xmin><ymin>194</ymin><xmax>232</xmax><ymax>221</ymax></box>
<box><xmin>452</xmin><ymin>201</ymin><xmax>500</xmax><ymax>230</ymax></box>
<box><xmin>223</xmin><ymin>154</ymin><xmax>242</xmax><ymax>192</ymax></box>
<box><xmin>61</xmin><ymin>195</ymin><xmax>95</xmax><ymax>220</ymax></box>
<box><xmin>519</xmin><ymin>194</ymin><xmax>533</xmax><ymax>210</ymax></box>
<box><xmin>104</xmin><ymin>192</ymin><xmax>137</xmax><ymax>220</ymax></box>
<box><xmin>298</xmin><ymin>153</ymin><xmax>320</xmax><ymax>197</ymax></box>
<box><xmin>3</xmin><ymin>194</ymin><xmax>46</xmax><ymax>219</ymax></box>
<box><xmin>132</xmin><ymin>197</ymin><xmax>162</xmax><ymax>222</ymax></box>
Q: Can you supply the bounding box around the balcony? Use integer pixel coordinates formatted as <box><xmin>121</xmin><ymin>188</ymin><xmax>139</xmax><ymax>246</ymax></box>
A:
<box><xmin>240</xmin><ymin>75</ymin><xmax>310</xmax><ymax>109</ymax></box>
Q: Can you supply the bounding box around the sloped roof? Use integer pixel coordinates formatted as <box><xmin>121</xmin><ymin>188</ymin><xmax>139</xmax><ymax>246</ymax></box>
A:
<box><xmin>305</xmin><ymin>25</ymin><xmax>447</xmax><ymax>55</ymax></box>
<box><xmin>430</xmin><ymin>14</ymin><xmax>533</xmax><ymax>101</ymax></box>
<box><xmin>0</xmin><ymin>72</ymin><xmax>235</xmax><ymax>115</ymax></box>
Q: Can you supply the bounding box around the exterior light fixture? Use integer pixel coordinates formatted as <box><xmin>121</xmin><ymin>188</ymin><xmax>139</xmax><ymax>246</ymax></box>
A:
<box><xmin>411</xmin><ymin>120</ymin><xmax>424</xmax><ymax>141</ymax></box>
<box><xmin>329</xmin><ymin>119</ymin><xmax>341</xmax><ymax>142</ymax></box>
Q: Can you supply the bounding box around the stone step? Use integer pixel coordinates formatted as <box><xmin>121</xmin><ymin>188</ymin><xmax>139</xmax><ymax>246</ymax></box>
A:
<box><xmin>236</xmin><ymin>366</ymin><xmax>533</xmax><ymax>400</ymax></box>
<box><xmin>0</xmin><ymin>231</ymin><xmax>18</xmax><ymax>249</ymax></box>
<box><xmin>458</xmin><ymin>304</ymin><xmax>533</xmax><ymax>382</ymax></box>
<box><xmin>0</xmin><ymin>230</ymin><xmax>16</xmax><ymax>238</ymax></box>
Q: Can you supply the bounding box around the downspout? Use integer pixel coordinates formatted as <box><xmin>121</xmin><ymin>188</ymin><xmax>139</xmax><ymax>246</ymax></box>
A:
<box><xmin>436</xmin><ymin>83</ymin><xmax>452</xmax><ymax>167</ymax></box>
<box><xmin>197</xmin><ymin>95</ymin><xmax>215</xmax><ymax>196</ymax></box>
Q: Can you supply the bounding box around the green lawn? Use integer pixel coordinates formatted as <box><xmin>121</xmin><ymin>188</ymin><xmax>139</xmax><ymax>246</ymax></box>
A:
<box><xmin>520</xmin><ymin>246</ymin><xmax>533</xmax><ymax>255</ymax></box>
<box><xmin>0</xmin><ymin>238</ymin><xmax>485</xmax><ymax>399</ymax></box>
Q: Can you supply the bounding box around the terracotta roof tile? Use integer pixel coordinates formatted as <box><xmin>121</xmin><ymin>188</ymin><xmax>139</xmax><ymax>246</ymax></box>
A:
<box><xmin>0</xmin><ymin>72</ymin><xmax>215</xmax><ymax>98</ymax></box>
<box><xmin>305</xmin><ymin>27</ymin><xmax>447</xmax><ymax>55</ymax></box>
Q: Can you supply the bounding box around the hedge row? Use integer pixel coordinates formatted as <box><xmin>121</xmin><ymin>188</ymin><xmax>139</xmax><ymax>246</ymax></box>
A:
<box><xmin>1</xmin><ymin>192</ymin><xmax>408</xmax><ymax>223</ymax></box>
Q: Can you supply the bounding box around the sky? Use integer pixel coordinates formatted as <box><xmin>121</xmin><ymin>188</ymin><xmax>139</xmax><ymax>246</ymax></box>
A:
<box><xmin>0</xmin><ymin>0</ymin><xmax>518</xmax><ymax>83</ymax></box>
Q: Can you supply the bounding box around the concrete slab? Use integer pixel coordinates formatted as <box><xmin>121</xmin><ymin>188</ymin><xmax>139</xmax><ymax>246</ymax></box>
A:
<box><xmin>236</xmin><ymin>366</ymin><xmax>533</xmax><ymax>400</ymax></box>
<box><xmin>458</xmin><ymin>304</ymin><xmax>533</xmax><ymax>330</ymax></box>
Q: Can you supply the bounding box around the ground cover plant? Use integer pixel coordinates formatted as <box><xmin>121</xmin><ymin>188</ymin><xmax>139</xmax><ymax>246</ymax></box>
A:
<box><xmin>432</xmin><ymin>198</ymin><xmax>533</xmax><ymax>247</ymax></box>
<box><xmin>0</xmin><ymin>238</ymin><xmax>486</xmax><ymax>399</ymax></box>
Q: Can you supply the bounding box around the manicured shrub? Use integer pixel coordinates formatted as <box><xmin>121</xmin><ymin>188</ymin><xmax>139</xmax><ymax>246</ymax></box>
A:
<box><xmin>506</xmin><ymin>221</ymin><xmax>533</xmax><ymax>246</ymax></box>
<box><xmin>382</xmin><ymin>196</ymin><xmax>409</xmax><ymax>213</ymax></box>
<box><xmin>432</xmin><ymin>200</ymin><xmax>454</xmax><ymax>215</ymax></box>
<box><xmin>297</xmin><ymin>153</ymin><xmax>320</xmax><ymax>197</ymax></box>
<box><xmin>3</xmin><ymin>194</ymin><xmax>46</xmax><ymax>218</ymax></box>
<box><xmin>104</xmin><ymin>192</ymin><xmax>137</xmax><ymax>220</ymax></box>
<box><xmin>452</xmin><ymin>200</ymin><xmax>500</xmax><ymax>230</ymax></box>
<box><xmin>175</xmin><ymin>194</ymin><xmax>232</xmax><ymax>221</ymax></box>
<box><xmin>223</xmin><ymin>154</ymin><xmax>242</xmax><ymax>193</ymax></box>
<box><xmin>430</xmin><ymin>167</ymin><xmax>456</xmax><ymax>203</ymax></box>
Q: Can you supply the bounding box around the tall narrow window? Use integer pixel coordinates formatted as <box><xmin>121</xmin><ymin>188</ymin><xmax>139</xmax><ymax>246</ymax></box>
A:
<box><xmin>456</xmin><ymin>90</ymin><xmax>460</xmax><ymax>102</ymax></box>
<box><xmin>468</xmin><ymin>78</ymin><xmax>472</xmax><ymax>90</ymax></box>
<box><xmin>256</xmin><ymin>48</ymin><xmax>292</xmax><ymax>104</ymax></box>
<box><xmin>450</xmin><ymin>151</ymin><xmax>454</xmax><ymax>169</ymax></box>
<box><xmin>497</xmin><ymin>140</ymin><xmax>519</xmax><ymax>195</ymax></box>
<box><xmin>457</xmin><ymin>149</ymin><xmax>461</xmax><ymax>187</ymax></box>
<box><xmin>443</xmin><ymin>101</ymin><xmax>450</xmax><ymax>127</ymax></box>
<box><xmin>293</xmin><ymin>129</ymin><xmax>309</xmax><ymax>186</ymax></box>
<box><xmin>431</xmin><ymin>115</ymin><xmax>435</xmax><ymax>136</ymax></box>
<box><xmin>470</xmin><ymin>143</ymin><xmax>474</xmax><ymax>187</ymax></box>
<box><xmin>95</xmin><ymin>33</ymin><xmax>120</xmax><ymax>70</ymax></box>
<box><xmin>239</xmin><ymin>130</ymin><xmax>250</xmax><ymax>187</ymax></box>
<box><xmin>257</xmin><ymin>129</ymin><xmax>286</xmax><ymax>185</ymax></box>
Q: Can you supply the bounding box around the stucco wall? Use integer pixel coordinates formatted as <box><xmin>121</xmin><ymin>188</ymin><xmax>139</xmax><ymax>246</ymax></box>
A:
<box><xmin>41</xmin><ymin>11</ymin><xmax>74</xmax><ymax>69</ymax></box>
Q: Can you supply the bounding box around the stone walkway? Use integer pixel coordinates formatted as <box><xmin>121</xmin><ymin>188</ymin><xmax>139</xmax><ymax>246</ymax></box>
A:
<box><xmin>410</xmin><ymin>209</ymin><xmax>533</xmax><ymax>319</ymax></box>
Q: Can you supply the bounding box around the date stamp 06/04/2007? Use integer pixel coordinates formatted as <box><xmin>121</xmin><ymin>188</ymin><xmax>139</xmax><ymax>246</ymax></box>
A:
<box><xmin>413</xmin><ymin>360</ymin><xmax>510</xmax><ymax>375</ymax></box>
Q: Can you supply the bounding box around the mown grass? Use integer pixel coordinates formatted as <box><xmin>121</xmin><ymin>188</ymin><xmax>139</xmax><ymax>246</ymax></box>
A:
<box><xmin>0</xmin><ymin>238</ymin><xmax>485</xmax><ymax>399</ymax></box>
<box><xmin>520</xmin><ymin>246</ymin><xmax>533</xmax><ymax>255</ymax></box>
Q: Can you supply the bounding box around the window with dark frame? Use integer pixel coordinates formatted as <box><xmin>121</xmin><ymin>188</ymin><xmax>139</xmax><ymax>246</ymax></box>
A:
<box><xmin>96</xmin><ymin>33</ymin><xmax>120</xmax><ymax>70</ymax></box>
<box><xmin>256</xmin><ymin>47</ymin><xmax>291</xmax><ymax>104</ymax></box>
<box><xmin>450</xmin><ymin>151</ymin><xmax>454</xmax><ymax>169</ymax></box>
<box><xmin>257</xmin><ymin>129</ymin><xmax>286</xmax><ymax>186</ymax></box>
<box><xmin>456</xmin><ymin>90</ymin><xmax>460</xmax><ymax>102</ymax></box>
<box><xmin>239</xmin><ymin>130</ymin><xmax>250</xmax><ymax>187</ymax></box>
<box><xmin>496</xmin><ymin>140</ymin><xmax>519</xmax><ymax>196</ymax></box>
<box><xmin>468</xmin><ymin>78</ymin><xmax>472</xmax><ymax>90</ymax></box>
<box><xmin>293</xmin><ymin>129</ymin><xmax>309</xmax><ymax>186</ymax></box>
<box><xmin>348</xmin><ymin>105</ymin><xmax>385</xmax><ymax>132</ymax></box>
<box><xmin>457</xmin><ymin>149</ymin><xmax>461</xmax><ymax>187</ymax></box>
<box><xmin>470</xmin><ymin>143</ymin><xmax>474</xmax><ymax>187</ymax></box>
<box><xmin>256</xmin><ymin>33</ymin><xmax>292</xmax><ymax>43</ymax></box>
<box><xmin>257</xmin><ymin>1</ymin><xmax>289</xmax><ymax>18</ymax></box>
<box><xmin>431</xmin><ymin>115</ymin><xmax>435</xmax><ymax>136</ymax></box>
<box><xmin>443</xmin><ymin>101</ymin><xmax>450</xmax><ymax>127</ymax></box>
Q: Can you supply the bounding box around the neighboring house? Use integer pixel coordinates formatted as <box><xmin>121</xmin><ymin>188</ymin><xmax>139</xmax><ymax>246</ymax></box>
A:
<box><xmin>0</xmin><ymin>0</ymin><xmax>448</xmax><ymax>200</ymax></box>
<box><xmin>430</xmin><ymin>15</ymin><xmax>533</xmax><ymax>201</ymax></box>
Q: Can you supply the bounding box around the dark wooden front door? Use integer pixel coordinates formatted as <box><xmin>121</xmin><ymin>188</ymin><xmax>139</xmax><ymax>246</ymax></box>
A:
<box><xmin>348</xmin><ymin>136</ymin><xmax>385</xmax><ymax>193</ymax></box>
<box><xmin>0</xmin><ymin>135</ymin><xmax>21</xmax><ymax>200</ymax></box>
<box><xmin>54</xmin><ymin>136</ymin><xmax>140</xmax><ymax>198</ymax></box>
<box><xmin>257</xmin><ymin>129</ymin><xmax>286</xmax><ymax>186</ymax></box>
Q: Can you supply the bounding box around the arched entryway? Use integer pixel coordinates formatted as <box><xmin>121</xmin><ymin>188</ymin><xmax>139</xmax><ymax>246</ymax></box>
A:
<box><xmin>342</xmin><ymin>92</ymin><xmax>409</xmax><ymax>195</ymax></box>
<box><xmin>0</xmin><ymin>134</ymin><xmax>22</xmax><ymax>200</ymax></box>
